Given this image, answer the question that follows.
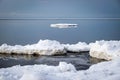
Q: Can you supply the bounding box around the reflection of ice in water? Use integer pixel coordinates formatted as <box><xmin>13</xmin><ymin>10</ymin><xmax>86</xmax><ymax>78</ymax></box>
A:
<box><xmin>0</xmin><ymin>52</ymin><xmax>105</xmax><ymax>70</ymax></box>
<box><xmin>0</xmin><ymin>54</ymin><xmax>37</xmax><ymax>60</ymax></box>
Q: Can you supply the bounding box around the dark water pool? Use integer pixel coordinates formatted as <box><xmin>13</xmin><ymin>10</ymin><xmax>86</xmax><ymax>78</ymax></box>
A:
<box><xmin>0</xmin><ymin>52</ymin><xmax>105</xmax><ymax>70</ymax></box>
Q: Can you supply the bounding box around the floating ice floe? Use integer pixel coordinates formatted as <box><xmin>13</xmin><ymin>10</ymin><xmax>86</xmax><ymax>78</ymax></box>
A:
<box><xmin>0</xmin><ymin>59</ymin><xmax>120</xmax><ymax>80</ymax></box>
<box><xmin>90</xmin><ymin>40</ymin><xmax>120</xmax><ymax>60</ymax></box>
<box><xmin>50</xmin><ymin>23</ymin><xmax>78</xmax><ymax>28</ymax></box>
<box><xmin>0</xmin><ymin>40</ymin><xmax>90</xmax><ymax>55</ymax></box>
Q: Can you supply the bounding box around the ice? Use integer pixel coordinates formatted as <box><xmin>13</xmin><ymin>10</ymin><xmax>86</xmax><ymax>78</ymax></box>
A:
<box><xmin>50</xmin><ymin>23</ymin><xmax>78</xmax><ymax>28</ymax></box>
<box><xmin>0</xmin><ymin>40</ymin><xmax>66</xmax><ymax>55</ymax></box>
<box><xmin>20</xmin><ymin>71</ymin><xmax>45</xmax><ymax>80</ymax></box>
<box><xmin>0</xmin><ymin>39</ymin><xmax>90</xmax><ymax>55</ymax></box>
<box><xmin>0</xmin><ymin>62</ymin><xmax>76</xmax><ymax>80</ymax></box>
<box><xmin>0</xmin><ymin>59</ymin><xmax>120</xmax><ymax>80</ymax></box>
<box><xmin>58</xmin><ymin>62</ymin><xmax>76</xmax><ymax>72</ymax></box>
<box><xmin>64</xmin><ymin>42</ymin><xmax>90</xmax><ymax>52</ymax></box>
<box><xmin>90</xmin><ymin>40</ymin><xmax>120</xmax><ymax>60</ymax></box>
<box><xmin>0</xmin><ymin>39</ymin><xmax>120</xmax><ymax>60</ymax></box>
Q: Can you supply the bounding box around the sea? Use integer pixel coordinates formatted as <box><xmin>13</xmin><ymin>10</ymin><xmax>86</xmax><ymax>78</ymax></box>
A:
<box><xmin>0</xmin><ymin>19</ymin><xmax>120</xmax><ymax>70</ymax></box>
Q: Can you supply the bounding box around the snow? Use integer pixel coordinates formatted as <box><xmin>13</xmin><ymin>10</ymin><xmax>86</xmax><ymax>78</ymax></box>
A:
<box><xmin>81</xmin><ymin>58</ymin><xmax>120</xmax><ymax>80</ymax></box>
<box><xmin>0</xmin><ymin>40</ymin><xmax>90</xmax><ymax>55</ymax></box>
<box><xmin>64</xmin><ymin>42</ymin><xmax>90</xmax><ymax>52</ymax></box>
<box><xmin>0</xmin><ymin>59</ymin><xmax>120</xmax><ymax>80</ymax></box>
<box><xmin>0</xmin><ymin>40</ymin><xmax>66</xmax><ymax>55</ymax></box>
<box><xmin>50</xmin><ymin>23</ymin><xmax>78</xmax><ymax>28</ymax></box>
<box><xmin>90</xmin><ymin>40</ymin><xmax>120</xmax><ymax>60</ymax></box>
<box><xmin>0</xmin><ymin>62</ymin><xmax>76</xmax><ymax>80</ymax></box>
<box><xmin>0</xmin><ymin>39</ymin><xmax>120</xmax><ymax>60</ymax></box>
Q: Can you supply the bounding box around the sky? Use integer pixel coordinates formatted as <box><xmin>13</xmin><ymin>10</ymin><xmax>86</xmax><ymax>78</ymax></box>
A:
<box><xmin>0</xmin><ymin>0</ymin><xmax>120</xmax><ymax>19</ymax></box>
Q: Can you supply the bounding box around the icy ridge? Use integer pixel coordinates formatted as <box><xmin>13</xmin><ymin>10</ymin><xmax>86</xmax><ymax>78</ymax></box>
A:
<box><xmin>0</xmin><ymin>39</ymin><xmax>90</xmax><ymax>55</ymax></box>
<box><xmin>0</xmin><ymin>59</ymin><xmax>120</xmax><ymax>80</ymax></box>
<box><xmin>0</xmin><ymin>39</ymin><xmax>120</xmax><ymax>60</ymax></box>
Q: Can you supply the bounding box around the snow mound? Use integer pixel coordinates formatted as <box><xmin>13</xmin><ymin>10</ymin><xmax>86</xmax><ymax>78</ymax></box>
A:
<box><xmin>80</xmin><ymin>58</ymin><xmax>120</xmax><ymax>80</ymax></box>
<box><xmin>90</xmin><ymin>40</ymin><xmax>120</xmax><ymax>60</ymax></box>
<box><xmin>50</xmin><ymin>23</ymin><xmax>78</xmax><ymax>28</ymax></box>
<box><xmin>0</xmin><ymin>62</ymin><xmax>76</xmax><ymax>80</ymax></box>
<box><xmin>1</xmin><ymin>59</ymin><xmax>120</xmax><ymax>80</ymax></box>
<box><xmin>0</xmin><ymin>40</ymin><xmax>66</xmax><ymax>55</ymax></box>
<box><xmin>0</xmin><ymin>40</ymin><xmax>90</xmax><ymax>55</ymax></box>
<box><xmin>1</xmin><ymin>39</ymin><xmax>120</xmax><ymax>57</ymax></box>
<box><xmin>64</xmin><ymin>42</ymin><xmax>90</xmax><ymax>52</ymax></box>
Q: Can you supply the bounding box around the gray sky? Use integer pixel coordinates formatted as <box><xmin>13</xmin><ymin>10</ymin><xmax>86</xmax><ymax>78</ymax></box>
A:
<box><xmin>0</xmin><ymin>0</ymin><xmax>120</xmax><ymax>18</ymax></box>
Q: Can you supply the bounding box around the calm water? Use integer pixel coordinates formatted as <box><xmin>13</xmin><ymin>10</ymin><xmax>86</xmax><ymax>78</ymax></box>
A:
<box><xmin>0</xmin><ymin>19</ymin><xmax>119</xmax><ymax>69</ymax></box>
<box><xmin>0</xmin><ymin>19</ymin><xmax>120</xmax><ymax>45</ymax></box>
<box><xmin>0</xmin><ymin>52</ymin><xmax>105</xmax><ymax>70</ymax></box>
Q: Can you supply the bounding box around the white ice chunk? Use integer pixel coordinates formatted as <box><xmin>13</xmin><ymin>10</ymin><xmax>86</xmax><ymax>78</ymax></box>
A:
<box><xmin>0</xmin><ymin>40</ymin><xmax>66</xmax><ymax>55</ymax></box>
<box><xmin>64</xmin><ymin>42</ymin><xmax>90</xmax><ymax>52</ymax></box>
<box><xmin>50</xmin><ymin>23</ymin><xmax>78</xmax><ymax>28</ymax></box>
<box><xmin>90</xmin><ymin>40</ymin><xmax>120</xmax><ymax>60</ymax></box>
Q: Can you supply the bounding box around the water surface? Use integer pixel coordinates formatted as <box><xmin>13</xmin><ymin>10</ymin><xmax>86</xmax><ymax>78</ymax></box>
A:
<box><xmin>0</xmin><ymin>52</ymin><xmax>105</xmax><ymax>70</ymax></box>
<box><xmin>0</xmin><ymin>19</ymin><xmax>120</xmax><ymax>45</ymax></box>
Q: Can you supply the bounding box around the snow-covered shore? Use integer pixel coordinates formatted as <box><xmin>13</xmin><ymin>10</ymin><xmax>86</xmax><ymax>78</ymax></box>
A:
<box><xmin>0</xmin><ymin>59</ymin><xmax>120</xmax><ymax>80</ymax></box>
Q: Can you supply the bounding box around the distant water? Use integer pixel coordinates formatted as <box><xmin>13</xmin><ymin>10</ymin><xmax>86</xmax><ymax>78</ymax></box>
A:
<box><xmin>0</xmin><ymin>19</ymin><xmax>120</xmax><ymax>45</ymax></box>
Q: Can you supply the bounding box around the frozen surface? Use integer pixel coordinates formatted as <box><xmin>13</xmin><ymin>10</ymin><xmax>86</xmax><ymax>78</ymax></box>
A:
<box><xmin>64</xmin><ymin>42</ymin><xmax>90</xmax><ymax>52</ymax></box>
<box><xmin>0</xmin><ymin>39</ymin><xmax>120</xmax><ymax>60</ymax></box>
<box><xmin>0</xmin><ymin>59</ymin><xmax>120</xmax><ymax>80</ymax></box>
<box><xmin>0</xmin><ymin>62</ymin><xmax>76</xmax><ymax>80</ymax></box>
<box><xmin>90</xmin><ymin>40</ymin><xmax>120</xmax><ymax>60</ymax></box>
<box><xmin>50</xmin><ymin>23</ymin><xmax>78</xmax><ymax>28</ymax></box>
<box><xmin>0</xmin><ymin>40</ymin><xmax>90</xmax><ymax>55</ymax></box>
<box><xmin>0</xmin><ymin>40</ymin><xmax>66</xmax><ymax>55</ymax></box>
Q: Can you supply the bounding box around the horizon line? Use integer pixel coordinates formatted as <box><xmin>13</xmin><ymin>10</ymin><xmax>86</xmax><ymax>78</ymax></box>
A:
<box><xmin>0</xmin><ymin>18</ymin><xmax>120</xmax><ymax>20</ymax></box>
